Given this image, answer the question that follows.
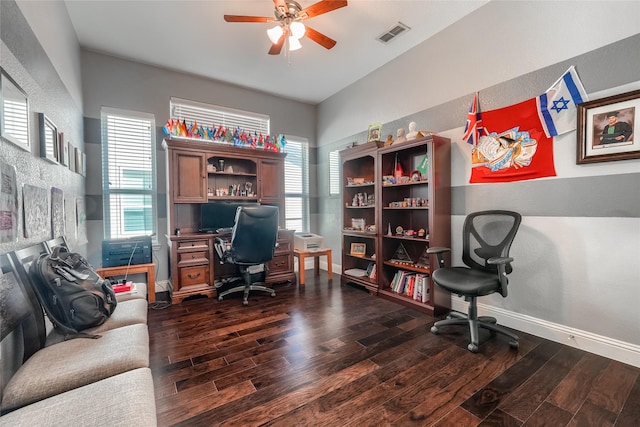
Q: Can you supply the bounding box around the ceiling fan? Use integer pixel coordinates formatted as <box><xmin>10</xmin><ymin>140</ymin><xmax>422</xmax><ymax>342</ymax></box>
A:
<box><xmin>224</xmin><ymin>0</ymin><xmax>348</xmax><ymax>55</ymax></box>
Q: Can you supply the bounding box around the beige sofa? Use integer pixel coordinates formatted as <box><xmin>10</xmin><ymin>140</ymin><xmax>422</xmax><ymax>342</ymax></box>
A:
<box><xmin>0</xmin><ymin>243</ymin><xmax>156</xmax><ymax>426</ymax></box>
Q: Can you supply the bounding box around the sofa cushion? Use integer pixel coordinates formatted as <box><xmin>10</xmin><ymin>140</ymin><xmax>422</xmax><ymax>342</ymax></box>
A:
<box><xmin>115</xmin><ymin>282</ymin><xmax>148</xmax><ymax>302</ymax></box>
<box><xmin>0</xmin><ymin>368</ymin><xmax>156</xmax><ymax>426</ymax></box>
<box><xmin>45</xmin><ymin>298</ymin><xmax>148</xmax><ymax>346</ymax></box>
<box><xmin>1</xmin><ymin>323</ymin><xmax>149</xmax><ymax>412</ymax></box>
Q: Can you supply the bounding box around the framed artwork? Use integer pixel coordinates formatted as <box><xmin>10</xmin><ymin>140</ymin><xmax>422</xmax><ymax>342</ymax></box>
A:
<box><xmin>0</xmin><ymin>68</ymin><xmax>30</xmax><ymax>152</ymax></box>
<box><xmin>23</xmin><ymin>184</ymin><xmax>48</xmax><ymax>239</ymax></box>
<box><xmin>68</xmin><ymin>143</ymin><xmax>76</xmax><ymax>172</ymax></box>
<box><xmin>367</xmin><ymin>122</ymin><xmax>382</xmax><ymax>143</ymax></box>
<box><xmin>58</xmin><ymin>132</ymin><xmax>69</xmax><ymax>166</ymax></box>
<box><xmin>577</xmin><ymin>89</ymin><xmax>640</xmax><ymax>164</ymax></box>
<box><xmin>38</xmin><ymin>113</ymin><xmax>58</xmax><ymax>164</ymax></box>
<box><xmin>350</xmin><ymin>242</ymin><xmax>366</xmax><ymax>257</ymax></box>
<box><xmin>74</xmin><ymin>146</ymin><xmax>82</xmax><ymax>174</ymax></box>
<box><xmin>51</xmin><ymin>187</ymin><xmax>64</xmax><ymax>238</ymax></box>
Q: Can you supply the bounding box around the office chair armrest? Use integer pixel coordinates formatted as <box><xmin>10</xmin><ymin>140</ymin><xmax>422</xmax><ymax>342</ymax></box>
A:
<box><xmin>487</xmin><ymin>256</ymin><xmax>513</xmax><ymax>265</ymax></box>
<box><xmin>427</xmin><ymin>246</ymin><xmax>450</xmax><ymax>268</ymax></box>
<box><xmin>488</xmin><ymin>256</ymin><xmax>513</xmax><ymax>297</ymax></box>
<box><xmin>214</xmin><ymin>237</ymin><xmax>230</xmax><ymax>264</ymax></box>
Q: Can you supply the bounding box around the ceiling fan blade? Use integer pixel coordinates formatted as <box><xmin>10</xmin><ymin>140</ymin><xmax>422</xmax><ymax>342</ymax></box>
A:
<box><xmin>305</xmin><ymin>26</ymin><xmax>337</xmax><ymax>50</ymax></box>
<box><xmin>224</xmin><ymin>15</ymin><xmax>274</xmax><ymax>23</ymax></box>
<box><xmin>272</xmin><ymin>0</ymin><xmax>287</xmax><ymax>15</ymax></box>
<box><xmin>300</xmin><ymin>0</ymin><xmax>348</xmax><ymax>20</ymax></box>
<box><xmin>268</xmin><ymin>34</ymin><xmax>286</xmax><ymax>55</ymax></box>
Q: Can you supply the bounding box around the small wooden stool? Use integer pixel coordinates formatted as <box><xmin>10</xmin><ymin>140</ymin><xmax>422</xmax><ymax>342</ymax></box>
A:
<box><xmin>293</xmin><ymin>248</ymin><xmax>332</xmax><ymax>285</ymax></box>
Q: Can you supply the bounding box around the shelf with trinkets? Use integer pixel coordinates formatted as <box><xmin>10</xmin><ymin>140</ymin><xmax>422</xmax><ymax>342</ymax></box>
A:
<box><xmin>377</xmin><ymin>135</ymin><xmax>451</xmax><ymax>315</ymax></box>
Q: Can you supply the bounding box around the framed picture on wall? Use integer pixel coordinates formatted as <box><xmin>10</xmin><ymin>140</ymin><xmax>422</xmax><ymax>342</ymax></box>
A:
<box><xmin>0</xmin><ymin>68</ymin><xmax>30</xmax><ymax>152</ymax></box>
<box><xmin>577</xmin><ymin>89</ymin><xmax>640</xmax><ymax>164</ymax></box>
<box><xmin>38</xmin><ymin>113</ymin><xmax>58</xmax><ymax>164</ymax></box>
<box><xmin>58</xmin><ymin>132</ymin><xmax>69</xmax><ymax>166</ymax></box>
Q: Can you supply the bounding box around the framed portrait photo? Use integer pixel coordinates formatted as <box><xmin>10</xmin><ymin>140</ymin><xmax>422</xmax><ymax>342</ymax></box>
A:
<box><xmin>577</xmin><ymin>89</ymin><xmax>640</xmax><ymax>164</ymax></box>
<box><xmin>350</xmin><ymin>242</ymin><xmax>366</xmax><ymax>257</ymax></box>
<box><xmin>367</xmin><ymin>122</ymin><xmax>382</xmax><ymax>143</ymax></box>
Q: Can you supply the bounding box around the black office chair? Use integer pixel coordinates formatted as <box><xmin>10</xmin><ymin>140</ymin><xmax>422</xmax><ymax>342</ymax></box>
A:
<box><xmin>214</xmin><ymin>205</ymin><xmax>279</xmax><ymax>306</ymax></box>
<box><xmin>428</xmin><ymin>210</ymin><xmax>522</xmax><ymax>353</ymax></box>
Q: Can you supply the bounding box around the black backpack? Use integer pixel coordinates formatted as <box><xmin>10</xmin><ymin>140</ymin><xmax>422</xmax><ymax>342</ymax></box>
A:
<box><xmin>30</xmin><ymin>246</ymin><xmax>117</xmax><ymax>339</ymax></box>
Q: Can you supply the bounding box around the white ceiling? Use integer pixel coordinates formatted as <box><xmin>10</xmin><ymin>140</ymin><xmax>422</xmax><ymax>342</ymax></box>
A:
<box><xmin>65</xmin><ymin>1</ymin><xmax>486</xmax><ymax>104</ymax></box>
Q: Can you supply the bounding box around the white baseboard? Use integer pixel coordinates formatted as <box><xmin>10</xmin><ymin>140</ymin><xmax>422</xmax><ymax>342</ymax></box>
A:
<box><xmin>451</xmin><ymin>299</ymin><xmax>640</xmax><ymax>368</ymax></box>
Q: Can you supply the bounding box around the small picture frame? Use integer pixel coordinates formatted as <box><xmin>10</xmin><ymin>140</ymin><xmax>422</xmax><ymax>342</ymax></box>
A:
<box><xmin>350</xmin><ymin>242</ymin><xmax>366</xmax><ymax>257</ymax></box>
<box><xmin>68</xmin><ymin>142</ymin><xmax>76</xmax><ymax>172</ymax></box>
<box><xmin>367</xmin><ymin>122</ymin><xmax>382</xmax><ymax>143</ymax></box>
<box><xmin>57</xmin><ymin>132</ymin><xmax>69</xmax><ymax>166</ymax></box>
<box><xmin>577</xmin><ymin>89</ymin><xmax>640</xmax><ymax>164</ymax></box>
<box><xmin>74</xmin><ymin>146</ymin><xmax>83</xmax><ymax>175</ymax></box>
<box><xmin>38</xmin><ymin>113</ymin><xmax>58</xmax><ymax>164</ymax></box>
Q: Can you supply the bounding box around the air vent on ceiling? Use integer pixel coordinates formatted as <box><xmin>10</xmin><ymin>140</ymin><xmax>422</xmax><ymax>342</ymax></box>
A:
<box><xmin>377</xmin><ymin>22</ymin><xmax>410</xmax><ymax>44</ymax></box>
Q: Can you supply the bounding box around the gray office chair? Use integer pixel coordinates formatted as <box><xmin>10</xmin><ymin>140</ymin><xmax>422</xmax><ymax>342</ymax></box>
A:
<box><xmin>428</xmin><ymin>210</ymin><xmax>521</xmax><ymax>353</ymax></box>
<box><xmin>214</xmin><ymin>205</ymin><xmax>279</xmax><ymax>306</ymax></box>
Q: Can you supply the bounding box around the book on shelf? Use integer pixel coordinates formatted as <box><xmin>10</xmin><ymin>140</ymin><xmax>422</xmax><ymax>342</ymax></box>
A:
<box><xmin>414</xmin><ymin>273</ymin><xmax>430</xmax><ymax>303</ymax></box>
<box><xmin>344</xmin><ymin>268</ymin><xmax>367</xmax><ymax>277</ymax></box>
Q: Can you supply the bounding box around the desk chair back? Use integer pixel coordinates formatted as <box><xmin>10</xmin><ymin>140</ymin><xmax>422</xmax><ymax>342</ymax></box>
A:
<box><xmin>229</xmin><ymin>205</ymin><xmax>279</xmax><ymax>265</ymax></box>
<box><xmin>462</xmin><ymin>210</ymin><xmax>521</xmax><ymax>278</ymax></box>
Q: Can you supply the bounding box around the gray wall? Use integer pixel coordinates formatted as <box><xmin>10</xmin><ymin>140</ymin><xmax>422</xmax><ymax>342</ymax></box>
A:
<box><xmin>0</xmin><ymin>0</ymin><xmax>85</xmax><ymax>255</ymax></box>
<box><xmin>316</xmin><ymin>1</ymin><xmax>640</xmax><ymax>365</ymax></box>
<box><xmin>80</xmin><ymin>51</ymin><xmax>318</xmax><ymax>281</ymax></box>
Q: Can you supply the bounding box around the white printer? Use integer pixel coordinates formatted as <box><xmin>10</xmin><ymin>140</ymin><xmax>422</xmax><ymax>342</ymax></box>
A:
<box><xmin>294</xmin><ymin>233</ymin><xmax>325</xmax><ymax>251</ymax></box>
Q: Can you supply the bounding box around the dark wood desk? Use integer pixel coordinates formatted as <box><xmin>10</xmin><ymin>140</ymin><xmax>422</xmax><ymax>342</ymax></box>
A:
<box><xmin>96</xmin><ymin>262</ymin><xmax>156</xmax><ymax>303</ymax></box>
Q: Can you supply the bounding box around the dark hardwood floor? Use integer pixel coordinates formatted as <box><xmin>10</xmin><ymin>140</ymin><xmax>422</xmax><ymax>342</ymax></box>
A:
<box><xmin>149</xmin><ymin>273</ymin><xmax>640</xmax><ymax>426</ymax></box>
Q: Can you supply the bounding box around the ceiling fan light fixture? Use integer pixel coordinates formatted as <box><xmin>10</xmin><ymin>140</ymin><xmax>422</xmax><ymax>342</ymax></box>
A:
<box><xmin>290</xmin><ymin>21</ymin><xmax>306</xmax><ymax>39</ymax></box>
<box><xmin>288</xmin><ymin>35</ymin><xmax>302</xmax><ymax>51</ymax></box>
<box><xmin>267</xmin><ymin>25</ymin><xmax>284</xmax><ymax>44</ymax></box>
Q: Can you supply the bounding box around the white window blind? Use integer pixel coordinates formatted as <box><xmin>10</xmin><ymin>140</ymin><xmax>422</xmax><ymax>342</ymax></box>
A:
<box><xmin>329</xmin><ymin>149</ymin><xmax>340</xmax><ymax>195</ymax></box>
<box><xmin>283</xmin><ymin>137</ymin><xmax>309</xmax><ymax>233</ymax></box>
<box><xmin>170</xmin><ymin>97</ymin><xmax>270</xmax><ymax>136</ymax></box>
<box><xmin>101</xmin><ymin>107</ymin><xmax>157</xmax><ymax>239</ymax></box>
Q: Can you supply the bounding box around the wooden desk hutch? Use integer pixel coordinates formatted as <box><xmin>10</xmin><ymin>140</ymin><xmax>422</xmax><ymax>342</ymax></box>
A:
<box><xmin>164</xmin><ymin>137</ymin><xmax>296</xmax><ymax>304</ymax></box>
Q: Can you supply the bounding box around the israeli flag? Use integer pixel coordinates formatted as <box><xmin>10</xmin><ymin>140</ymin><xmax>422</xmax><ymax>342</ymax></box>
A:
<box><xmin>537</xmin><ymin>66</ymin><xmax>588</xmax><ymax>137</ymax></box>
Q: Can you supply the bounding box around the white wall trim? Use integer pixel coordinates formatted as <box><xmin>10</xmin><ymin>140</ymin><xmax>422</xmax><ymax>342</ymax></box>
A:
<box><xmin>451</xmin><ymin>298</ymin><xmax>640</xmax><ymax>368</ymax></box>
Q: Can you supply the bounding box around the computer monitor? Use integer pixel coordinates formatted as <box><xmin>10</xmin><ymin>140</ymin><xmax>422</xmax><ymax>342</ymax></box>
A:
<box><xmin>200</xmin><ymin>201</ymin><xmax>258</xmax><ymax>233</ymax></box>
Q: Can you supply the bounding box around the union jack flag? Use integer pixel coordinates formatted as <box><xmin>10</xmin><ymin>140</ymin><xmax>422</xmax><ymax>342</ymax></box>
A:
<box><xmin>462</xmin><ymin>92</ymin><xmax>484</xmax><ymax>145</ymax></box>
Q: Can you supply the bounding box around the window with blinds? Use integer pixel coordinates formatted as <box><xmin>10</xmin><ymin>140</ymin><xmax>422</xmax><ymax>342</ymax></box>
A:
<box><xmin>101</xmin><ymin>107</ymin><xmax>157</xmax><ymax>240</ymax></box>
<box><xmin>283</xmin><ymin>137</ymin><xmax>309</xmax><ymax>233</ymax></box>
<box><xmin>170</xmin><ymin>97</ymin><xmax>270</xmax><ymax>136</ymax></box>
<box><xmin>329</xmin><ymin>149</ymin><xmax>341</xmax><ymax>195</ymax></box>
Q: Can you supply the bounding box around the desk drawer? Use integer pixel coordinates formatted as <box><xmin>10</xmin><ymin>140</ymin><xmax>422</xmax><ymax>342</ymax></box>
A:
<box><xmin>178</xmin><ymin>251</ymin><xmax>208</xmax><ymax>265</ymax></box>
<box><xmin>178</xmin><ymin>240</ymin><xmax>209</xmax><ymax>251</ymax></box>
<box><xmin>275</xmin><ymin>239</ymin><xmax>291</xmax><ymax>255</ymax></box>
<box><xmin>179</xmin><ymin>265</ymin><xmax>210</xmax><ymax>287</ymax></box>
<box><xmin>268</xmin><ymin>254</ymin><xmax>292</xmax><ymax>275</ymax></box>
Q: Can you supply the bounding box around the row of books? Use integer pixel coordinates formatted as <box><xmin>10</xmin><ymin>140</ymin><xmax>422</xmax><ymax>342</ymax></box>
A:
<box><xmin>389</xmin><ymin>270</ymin><xmax>430</xmax><ymax>303</ymax></box>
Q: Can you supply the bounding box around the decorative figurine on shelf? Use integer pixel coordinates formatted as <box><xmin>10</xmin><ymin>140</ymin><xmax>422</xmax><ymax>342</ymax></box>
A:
<box><xmin>385</xmin><ymin>134</ymin><xmax>394</xmax><ymax>146</ymax></box>
<box><xmin>406</xmin><ymin>121</ymin><xmax>419</xmax><ymax>140</ymax></box>
<box><xmin>394</xmin><ymin>128</ymin><xmax>406</xmax><ymax>144</ymax></box>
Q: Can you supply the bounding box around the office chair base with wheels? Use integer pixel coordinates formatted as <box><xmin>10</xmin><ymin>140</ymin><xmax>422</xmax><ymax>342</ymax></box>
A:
<box><xmin>430</xmin><ymin>297</ymin><xmax>519</xmax><ymax>353</ymax></box>
<box><xmin>216</xmin><ymin>265</ymin><xmax>275</xmax><ymax>306</ymax></box>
